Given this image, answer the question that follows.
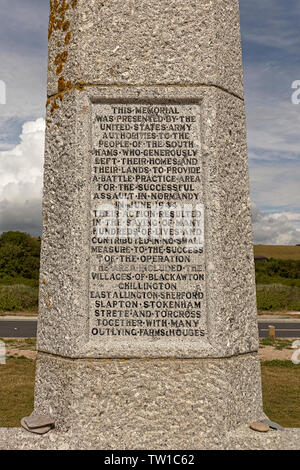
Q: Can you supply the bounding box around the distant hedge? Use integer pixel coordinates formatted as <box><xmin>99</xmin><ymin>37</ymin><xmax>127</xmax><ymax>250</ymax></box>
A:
<box><xmin>255</xmin><ymin>258</ymin><xmax>300</xmax><ymax>287</ymax></box>
<box><xmin>0</xmin><ymin>231</ymin><xmax>41</xmax><ymax>281</ymax></box>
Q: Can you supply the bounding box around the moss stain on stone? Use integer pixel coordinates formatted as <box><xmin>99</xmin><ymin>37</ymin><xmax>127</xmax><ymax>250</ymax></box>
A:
<box><xmin>62</xmin><ymin>21</ymin><xmax>70</xmax><ymax>32</ymax></box>
<box><xmin>54</xmin><ymin>51</ymin><xmax>69</xmax><ymax>67</ymax></box>
<box><xmin>50</xmin><ymin>99</ymin><xmax>60</xmax><ymax>115</ymax></box>
<box><xmin>49</xmin><ymin>0</ymin><xmax>71</xmax><ymax>40</ymax></box>
<box><xmin>75</xmin><ymin>82</ymin><xmax>88</xmax><ymax>91</ymax></box>
<box><xmin>64</xmin><ymin>32</ymin><xmax>71</xmax><ymax>45</ymax></box>
<box><xmin>58</xmin><ymin>77</ymin><xmax>72</xmax><ymax>93</ymax></box>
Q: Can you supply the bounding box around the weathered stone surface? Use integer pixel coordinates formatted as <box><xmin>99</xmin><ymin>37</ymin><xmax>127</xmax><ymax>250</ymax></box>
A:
<box><xmin>47</xmin><ymin>0</ymin><xmax>244</xmax><ymax>99</ymax></box>
<box><xmin>39</xmin><ymin>85</ymin><xmax>258</xmax><ymax>359</ymax></box>
<box><xmin>23</xmin><ymin>414</ymin><xmax>55</xmax><ymax>429</ymax></box>
<box><xmin>21</xmin><ymin>419</ymin><xmax>52</xmax><ymax>436</ymax></box>
<box><xmin>30</xmin><ymin>353</ymin><xmax>264</xmax><ymax>447</ymax></box>
<box><xmin>250</xmin><ymin>421</ymin><xmax>270</xmax><ymax>433</ymax></box>
<box><xmin>0</xmin><ymin>425</ymin><xmax>300</xmax><ymax>450</ymax></box>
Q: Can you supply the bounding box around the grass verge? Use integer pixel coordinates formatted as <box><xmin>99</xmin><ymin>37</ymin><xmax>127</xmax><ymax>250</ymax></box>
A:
<box><xmin>260</xmin><ymin>338</ymin><xmax>293</xmax><ymax>350</ymax></box>
<box><xmin>0</xmin><ymin>284</ymin><xmax>38</xmax><ymax>313</ymax></box>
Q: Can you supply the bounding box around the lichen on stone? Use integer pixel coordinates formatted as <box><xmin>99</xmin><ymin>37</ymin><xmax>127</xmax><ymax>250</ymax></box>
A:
<box><xmin>49</xmin><ymin>0</ymin><xmax>69</xmax><ymax>40</ymax></box>
<box><xmin>58</xmin><ymin>76</ymin><xmax>72</xmax><ymax>93</ymax></box>
<box><xmin>47</xmin><ymin>0</ymin><xmax>78</xmax><ymax>114</ymax></box>
<box><xmin>64</xmin><ymin>32</ymin><xmax>71</xmax><ymax>45</ymax></box>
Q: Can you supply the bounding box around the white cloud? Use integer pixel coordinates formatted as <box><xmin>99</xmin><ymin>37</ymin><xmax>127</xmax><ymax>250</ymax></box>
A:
<box><xmin>249</xmin><ymin>163</ymin><xmax>300</xmax><ymax>211</ymax></box>
<box><xmin>252</xmin><ymin>203</ymin><xmax>300</xmax><ymax>245</ymax></box>
<box><xmin>243</xmin><ymin>55</ymin><xmax>300</xmax><ymax>225</ymax></box>
<box><xmin>271</xmin><ymin>211</ymin><xmax>300</xmax><ymax>230</ymax></box>
<box><xmin>0</xmin><ymin>118</ymin><xmax>45</xmax><ymax>235</ymax></box>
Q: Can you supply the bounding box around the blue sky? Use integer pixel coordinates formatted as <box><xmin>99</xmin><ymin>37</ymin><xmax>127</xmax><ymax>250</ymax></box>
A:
<box><xmin>240</xmin><ymin>0</ymin><xmax>300</xmax><ymax>243</ymax></box>
<box><xmin>0</xmin><ymin>0</ymin><xmax>48</xmax><ymax>149</ymax></box>
<box><xmin>0</xmin><ymin>0</ymin><xmax>299</xmax><ymax>243</ymax></box>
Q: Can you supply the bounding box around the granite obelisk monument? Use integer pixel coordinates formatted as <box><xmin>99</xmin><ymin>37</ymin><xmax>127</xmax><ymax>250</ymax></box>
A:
<box><xmin>0</xmin><ymin>0</ymin><xmax>299</xmax><ymax>449</ymax></box>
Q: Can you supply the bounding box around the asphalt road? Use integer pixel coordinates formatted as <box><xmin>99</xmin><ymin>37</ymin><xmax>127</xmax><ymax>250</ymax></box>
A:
<box><xmin>258</xmin><ymin>321</ymin><xmax>300</xmax><ymax>338</ymax></box>
<box><xmin>0</xmin><ymin>320</ymin><xmax>37</xmax><ymax>338</ymax></box>
<box><xmin>0</xmin><ymin>318</ymin><xmax>300</xmax><ymax>339</ymax></box>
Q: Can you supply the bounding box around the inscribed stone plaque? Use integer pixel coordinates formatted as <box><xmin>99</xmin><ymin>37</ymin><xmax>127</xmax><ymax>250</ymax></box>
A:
<box><xmin>89</xmin><ymin>102</ymin><xmax>206</xmax><ymax>351</ymax></box>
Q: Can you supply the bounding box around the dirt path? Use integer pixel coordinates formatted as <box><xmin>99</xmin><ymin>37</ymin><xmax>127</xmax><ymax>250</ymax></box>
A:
<box><xmin>6</xmin><ymin>346</ymin><xmax>37</xmax><ymax>360</ymax></box>
<box><xmin>3</xmin><ymin>339</ymin><xmax>37</xmax><ymax>360</ymax></box>
<box><xmin>259</xmin><ymin>311</ymin><xmax>300</xmax><ymax>319</ymax></box>
<box><xmin>0</xmin><ymin>311</ymin><xmax>37</xmax><ymax>318</ymax></box>
<box><xmin>259</xmin><ymin>347</ymin><xmax>294</xmax><ymax>361</ymax></box>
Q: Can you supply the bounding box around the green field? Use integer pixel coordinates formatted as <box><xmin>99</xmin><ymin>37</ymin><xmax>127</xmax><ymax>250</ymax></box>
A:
<box><xmin>254</xmin><ymin>245</ymin><xmax>300</xmax><ymax>261</ymax></box>
<box><xmin>0</xmin><ymin>357</ymin><xmax>36</xmax><ymax>427</ymax></box>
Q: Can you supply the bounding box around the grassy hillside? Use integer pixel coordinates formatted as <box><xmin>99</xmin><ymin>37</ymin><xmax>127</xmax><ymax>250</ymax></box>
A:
<box><xmin>255</xmin><ymin>253</ymin><xmax>300</xmax><ymax>312</ymax></box>
<box><xmin>254</xmin><ymin>245</ymin><xmax>300</xmax><ymax>261</ymax></box>
<box><xmin>255</xmin><ymin>252</ymin><xmax>300</xmax><ymax>312</ymax></box>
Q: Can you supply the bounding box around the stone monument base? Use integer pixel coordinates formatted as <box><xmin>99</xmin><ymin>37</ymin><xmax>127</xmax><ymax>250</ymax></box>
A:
<box><xmin>1</xmin><ymin>352</ymin><xmax>298</xmax><ymax>449</ymax></box>
<box><xmin>0</xmin><ymin>425</ymin><xmax>299</xmax><ymax>450</ymax></box>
